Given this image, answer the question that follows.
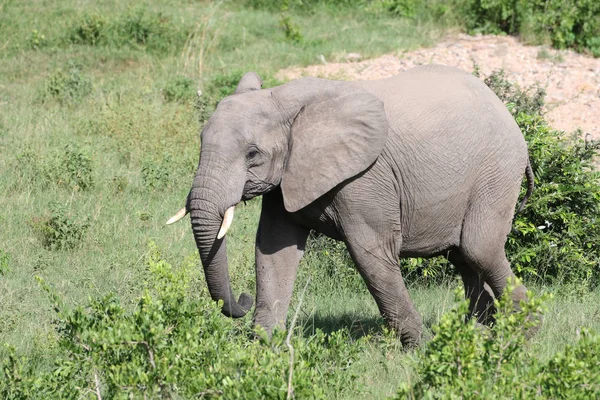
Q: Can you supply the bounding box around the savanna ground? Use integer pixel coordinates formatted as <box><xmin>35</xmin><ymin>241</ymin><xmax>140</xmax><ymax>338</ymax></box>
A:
<box><xmin>1</xmin><ymin>0</ymin><xmax>600</xmax><ymax>398</ymax></box>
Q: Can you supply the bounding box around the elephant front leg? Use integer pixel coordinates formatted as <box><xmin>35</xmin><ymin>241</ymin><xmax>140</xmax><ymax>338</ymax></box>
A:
<box><xmin>253</xmin><ymin>190</ymin><xmax>310</xmax><ymax>336</ymax></box>
<box><xmin>345</xmin><ymin>233</ymin><xmax>423</xmax><ymax>348</ymax></box>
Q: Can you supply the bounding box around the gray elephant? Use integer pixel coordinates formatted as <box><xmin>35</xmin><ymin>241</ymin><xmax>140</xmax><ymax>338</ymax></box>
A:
<box><xmin>167</xmin><ymin>65</ymin><xmax>534</xmax><ymax>347</ymax></box>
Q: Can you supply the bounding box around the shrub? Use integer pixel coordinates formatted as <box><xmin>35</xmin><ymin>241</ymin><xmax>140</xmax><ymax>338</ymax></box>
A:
<box><xmin>461</xmin><ymin>0</ymin><xmax>600</xmax><ymax>56</ymax></box>
<box><xmin>0</xmin><ymin>245</ymin><xmax>366</xmax><ymax>398</ymax></box>
<box><xmin>279</xmin><ymin>14</ymin><xmax>303</xmax><ymax>43</ymax></box>
<box><xmin>13</xmin><ymin>145</ymin><xmax>94</xmax><ymax>191</ymax></box>
<box><xmin>482</xmin><ymin>69</ymin><xmax>545</xmax><ymax>116</ymax></box>
<box><xmin>532</xmin><ymin>0</ymin><xmax>600</xmax><ymax>57</ymax></box>
<box><xmin>117</xmin><ymin>8</ymin><xmax>172</xmax><ymax>47</ymax></box>
<box><xmin>68</xmin><ymin>13</ymin><xmax>107</xmax><ymax>45</ymax></box>
<box><xmin>163</xmin><ymin>76</ymin><xmax>195</xmax><ymax>102</ymax></box>
<box><xmin>58</xmin><ymin>145</ymin><xmax>94</xmax><ymax>190</ymax></box>
<box><xmin>30</xmin><ymin>203</ymin><xmax>89</xmax><ymax>250</ymax></box>
<box><xmin>383</xmin><ymin>0</ymin><xmax>420</xmax><ymax>17</ymax></box>
<box><xmin>28</xmin><ymin>29</ymin><xmax>48</xmax><ymax>49</ymax></box>
<box><xmin>67</xmin><ymin>9</ymin><xmax>186</xmax><ymax>54</ymax></box>
<box><xmin>141</xmin><ymin>156</ymin><xmax>171</xmax><ymax>190</ymax></box>
<box><xmin>397</xmin><ymin>282</ymin><xmax>600</xmax><ymax>398</ymax></box>
<box><xmin>41</xmin><ymin>63</ymin><xmax>92</xmax><ymax>104</ymax></box>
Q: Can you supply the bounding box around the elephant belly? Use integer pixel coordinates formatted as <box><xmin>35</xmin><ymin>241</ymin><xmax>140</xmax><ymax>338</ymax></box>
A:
<box><xmin>399</xmin><ymin>218</ymin><xmax>462</xmax><ymax>258</ymax></box>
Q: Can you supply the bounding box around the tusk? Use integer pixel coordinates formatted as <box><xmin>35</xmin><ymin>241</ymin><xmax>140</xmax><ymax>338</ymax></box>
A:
<box><xmin>217</xmin><ymin>206</ymin><xmax>235</xmax><ymax>239</ymax></box>
<box><xmin>166</xmin><ymin>207</ymin><xmax>188</xmax><ymax>225</ymax></box>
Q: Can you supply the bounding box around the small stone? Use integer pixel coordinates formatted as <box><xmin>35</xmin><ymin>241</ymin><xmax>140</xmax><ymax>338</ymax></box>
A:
<box><xmin>346</xmin><ymin>53</ymin><xmax>362</xmax><ymax>62</ymax></box>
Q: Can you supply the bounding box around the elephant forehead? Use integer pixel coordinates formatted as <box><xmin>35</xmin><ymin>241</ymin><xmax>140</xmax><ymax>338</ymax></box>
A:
<box><xmin>204</xmin><ymin>102</ymin><xmax>280</xmax><ymax>144</ymax></box>
<box><xmin>216</xmin><ymin>92</ymin><xmax>271</xmax><ymax>116</ymax></box>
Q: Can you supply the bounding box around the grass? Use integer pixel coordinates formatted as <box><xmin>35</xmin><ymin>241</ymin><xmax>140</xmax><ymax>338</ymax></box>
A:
<box><xmin>1</xmin><ymin>0</ymin><xmax>599</xmax><ymax>397</ymax></box>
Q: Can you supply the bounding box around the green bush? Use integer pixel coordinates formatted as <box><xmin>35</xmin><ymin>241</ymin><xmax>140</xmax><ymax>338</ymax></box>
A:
<box><xmin>462</xmin><ymin>0</ymin><xmax>600</xmax><ymax>56</ymax></box>
<box><xmin>533</xmin><ymin>0</ymin><xmax>600</xmax><ymax>57</ymax></box>
<box><xmin>383</xmin><ymin>0</ymin><xmax>420</xmax><ymax>17</ymax></box>
<box><xmin>67</xmin><ymin>9</ymin><xmax>187</xmax><ymax>53</ymax></box>
<box><xmin>59</xmin><ymin>145</ymin><xmax>94</xmax><ymax>190</ymax></box>
<box><xmin>163</xmin><ymin>75</ymin><xmax>195</xmax><ymax>102</ymax></box>
<box><xmin>30</xmin><ymin>203</ymin><xmax>90</xmax><ymax>250</ymax></box>
<box><xmin>13</xmin><ymin>145</ymin><xmax>94</xmax><ymax>191</ymax></box>
<box><xmin>68</xmin><ymin>13</ymin><xmax>107</xmax><ymax>45</ymax></box>
<box><xmin>0</xmin><ymin>245</ymin><xmax>366</xmax><ymax>398</ymax></box>
<box><xmin>41</xmin><ymin>63</ymin><xmax>92</xmax><ymax>104</ymax></box>
<box><xmin>279</xmin><ymin>14</ymin><xmax>304</xmax><ymax>43</ymax></box>
<box><xmin>116</xmin><ymin>8</ymin><xmax>172</xmax><ymax>47</ymax></box>
<box><xmin>28</xmin><ymin>29</ymin><xmax>48</xmax><ymax>49</ymax></box>
<box><xmin>397</xmin><ymin>282</ymin><xmax>600</xmax><ymax>398</ymax></box>
<box><xmin>482</xmin><ymin>69</ymin><xmax>545</xmax><ymax>116</ymax></box>
<box><xmin>141</xmin><ymin>156</ymin><xmax>171</xmax><ymax>190</ymax></box>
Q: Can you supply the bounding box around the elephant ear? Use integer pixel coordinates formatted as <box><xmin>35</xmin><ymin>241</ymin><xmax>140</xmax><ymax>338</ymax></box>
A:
<box><xmin>235</xmin><ymin>72</ymin><xmax>262</xmax><ymax>94</ymax></box>
<box><xmin>281</xmin><ymin>85</ymin><xmax>389</xmax><ymax>212</ymax></box>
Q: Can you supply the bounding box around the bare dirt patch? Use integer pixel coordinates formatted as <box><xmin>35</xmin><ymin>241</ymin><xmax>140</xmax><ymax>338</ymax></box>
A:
<box><xmin>277</xmin><ymin>34</ymin><xmax>599</xmax><ymax>138</ymax></box>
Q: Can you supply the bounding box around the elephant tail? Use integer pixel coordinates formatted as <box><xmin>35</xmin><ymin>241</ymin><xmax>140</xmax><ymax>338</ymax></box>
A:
<box><xmin>515</xmin><ymin>158</ymin><xmax>534</xmax><ymax>215</ymax></box>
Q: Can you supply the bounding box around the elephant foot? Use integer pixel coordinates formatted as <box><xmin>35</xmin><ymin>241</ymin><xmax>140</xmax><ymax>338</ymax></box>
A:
<box><xmin>388</xmin><ymin>317</ymin><xmax>423</xmax><ymax>350</ymax></box>
<box><xmin>510</xmin><ymin>284</ymin><xmax>543</xmax><ymax>339</ymax></box>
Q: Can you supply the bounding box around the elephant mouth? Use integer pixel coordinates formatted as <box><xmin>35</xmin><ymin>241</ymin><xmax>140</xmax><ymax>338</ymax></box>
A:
<box><xmin>242</xmin><ymin>181</ymin><xmax>276</xmax><ymax>201</ymax></box>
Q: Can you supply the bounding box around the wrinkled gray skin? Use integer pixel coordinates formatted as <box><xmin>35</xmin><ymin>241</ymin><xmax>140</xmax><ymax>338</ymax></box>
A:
<box><xmin>182</xmin><ymin>65</ymin><xmax>534</xmax><ymax>347</ymax></box>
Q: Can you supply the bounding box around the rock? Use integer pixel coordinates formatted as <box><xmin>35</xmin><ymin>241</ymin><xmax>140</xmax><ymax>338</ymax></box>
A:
<box><xmin>346</xmin><ymin>53</ymin><xmax>362</xmax><ymax>62</ymax></box>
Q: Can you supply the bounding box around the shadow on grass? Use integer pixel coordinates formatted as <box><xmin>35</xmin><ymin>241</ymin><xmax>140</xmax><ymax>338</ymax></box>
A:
<box><xmin>299</xmin><ymin>312</ymin><xmax>385</xmax><ymax>340</ymax></box>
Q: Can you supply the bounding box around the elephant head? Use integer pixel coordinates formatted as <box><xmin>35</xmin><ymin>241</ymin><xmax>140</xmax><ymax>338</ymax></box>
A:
<box><xmin>167</xmin><ymin>72</ymin><xmax>389</xmax><ymax>318</ymax></box>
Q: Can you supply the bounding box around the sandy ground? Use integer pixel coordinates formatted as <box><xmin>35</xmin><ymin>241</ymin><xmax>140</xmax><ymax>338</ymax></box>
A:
<box><xmin>277</xmin><ymin>34</ymin><xmax>599</xmax><ymax>138</ymax></box>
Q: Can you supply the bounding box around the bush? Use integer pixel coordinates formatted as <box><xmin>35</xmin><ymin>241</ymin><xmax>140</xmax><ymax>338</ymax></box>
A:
<box><xmin>462</xmin><ymin>0</ymin><xmax>600</xmax><ymax>56</ymax></box>
<box><xmin>68</xmin><ymin>13</ymin><xmax>107</xmax><ymax>45</ymax></box>
<box><xmin>141</xmin><ymin>156</ymin><xmax>171</xmax><ymax>190</ymax></box>
<box><xmin>58</xmin><ymin>145</ymin><xmax>94</xmax><ymax>190</ymax></box>
<box><xmin>67</xmin><ymin>9</ymin><xmax>187</xmax><ymax>54</ymax></box>
<box><xmin>163</xmin><ymin>76</ymin><xmax>195</xmax><ymax>102</ymax></box>
<box><xmin>0</xmin><ymin>245</ymin><xmax>366</xmax><ymax>398</ymax></box>
<box><xmin>41</xmin><ymin>63</ymin><xmax>92</xmax><ymax>104</ymax></box>
<box><xmin>13</xmin><ymin>145</ymin><xmax>94</xmax><ymax>191</ymax></box>
<box><xmin>279</xmin><ymin>14</ymin><xmax>303</xmax><ymax>43</ymax></box>
<box><xmin>117</xmin><ymin>8</ymin><xmax>173</xmax><ymax>47</ymax></box>
<box><xmin>28</xmin><ymin>29</ymin><xmax>48</xmax><ymax>50</ymax></box>
<box><xmin>534</xmin><ymin>0</ymin><xmax>600</xmax><ymax>57</ymax></box>
<box><xmin>397</xmin><ymin>282</ymin><xmax>600</xmax><ymax>398</ymax></box>
<box><xmin>30</xmin><ymin>203</ymin><xmax>90</xmax><ymax>250</ymax></box>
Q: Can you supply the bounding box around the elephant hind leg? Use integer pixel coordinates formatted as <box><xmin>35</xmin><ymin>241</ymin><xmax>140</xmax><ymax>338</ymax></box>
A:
<box><xmin>448</xmin><ymin>251</ymin><xmax>495</xmax><ymax>325</ymax></box>
<box><xmin>458</xmin><ymin>207</ymin><xmax>533</xmax><ymax>327</ymax></box>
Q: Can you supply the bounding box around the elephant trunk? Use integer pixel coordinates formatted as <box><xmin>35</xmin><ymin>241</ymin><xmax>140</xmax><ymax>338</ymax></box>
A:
<box><xmin>188</xmin><ymin>172</ymin><xmax>252</xmax><ymax>318</ymax></box>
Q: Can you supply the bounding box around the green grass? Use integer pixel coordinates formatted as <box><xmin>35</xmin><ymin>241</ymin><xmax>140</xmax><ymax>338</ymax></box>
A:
<box><xmin>1</xmin><ymin>0</ymin><xmax>599</xmax><ymax>398</ymax></box>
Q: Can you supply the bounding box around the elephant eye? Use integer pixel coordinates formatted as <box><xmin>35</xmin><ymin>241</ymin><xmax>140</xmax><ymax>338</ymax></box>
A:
<box><xmin>247</xmin><ymin>149</ymin><xmax>259</xmax><ymax>160</ymax></box>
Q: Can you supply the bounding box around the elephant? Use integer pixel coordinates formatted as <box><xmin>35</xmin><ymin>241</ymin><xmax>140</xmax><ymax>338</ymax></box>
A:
<box><xmin>167</xmin><ymin>64</ymin><xmax>535</xmax><ymax>347</ymax></box>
